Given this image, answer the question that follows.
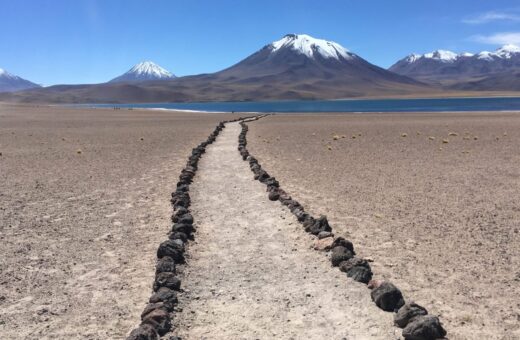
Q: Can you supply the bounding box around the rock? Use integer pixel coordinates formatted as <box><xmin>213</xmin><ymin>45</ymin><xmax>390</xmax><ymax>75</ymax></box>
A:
<box><xmin>331</xmin><ymin>237</ymin><xmax>355</xmax><ymax>254</ymax></box>
<box><xmin>402</xmin><ymin>315</ymin><xmax>447</xmax><ymax>340</ymax></box>
<box><xmin>330</xmin><ymin>246</ymin><xmax>354</xmax><ymax>266</ymax></box>
<box><xmin>268</xmin><ymin>189</ymin><xmax>280</xmax><ymax>201</ymax></box>
<box><xmin>126</xmin><ymin>323</ymin><xmax>159</xmax><ymax>340</ymax></box>
<box><xmin>264</xmin><ymin>177</ymin><xmax>279</xmax><ymax>187</ymax></box>
<box><xmin>156</xmin><ymin>257</ymin><xmax>176</xmax><ymax>274</ymax></box>
<box><xmin>157</xmin><ymin>240</ymin><xmax>185</xmax><ymax>262</ymax></box>
<box><xmin>169</xmin><ymin>232</ymin><xmax>188</xmax><ymax>243</ymax></box>
<box><xmin>141</xmin><ymin>302</ymin><xmax>174</xmax><ymax>319</ymax></box>
<box><xmin>171</xmin><ymin>239</ymin><xmax>184</xmax><ymax>248</ymax></box>
<box><xmin>171</xmin><ymin>223</ymin><xmax>193</xmax><ymax>235</ymax></box>
<box><xmin>171</xmin><ymin>207</ymin><xmax>188</xmax><ymax>222</ymax></box>
<box><xmin>395</xmin><ymin>302</ymin><xmax>428</xmax><ymax>328</ymax></box>
<box><xmin>338</xmin><ymin>257</ymin><xmax>370</xmax><ymax>272</ymax></box>
<box><xmin>306</xmin><ymin>215</ymin><xmax>332</xmax><ymax>235</ymax></box>
<box><xmin>149</xmin><ymin>287</ymin><xmax>178</xmax><ymax>304</ymax></box>
<box><xmin>294</xmin><ymin>210</ymin><xmax>309</xmax><ymax>223</ymax></box>
<box><xmin>153</xmin><ymin>272</ymin><xmax>181</xmax><ymax>291</ymax></box>
<box><xmin>370</xmin><ymin>281</ymin><xmax>405</xmax><ymax>312</ymax></box>
<box><xmin>141</xmin><ymin>308</ymin><xmax>171</xmax><ymax>336</ymax></box>
<box><xmin>317</xmin><ymin>231</ymin><xmax>332</xmax><ymax>239</ymax></box>
<box><xmin>177</xmin><ymin>213</ymin><xmax>194</xmax><ymax>225</ymax></box>
<box><xmin>313</xmin><ymin>237</ymin><xmax>334</xmax><ymax>251</ymax></box>
<box><xmin>346</xmin><ymin>266</ymin><xmax>373</xmax><ymax>284</ymax></box>
<box><xmin>302</xmin><ymin>216</ymin><xmax>316</xmax><ymax>229</ymax></box>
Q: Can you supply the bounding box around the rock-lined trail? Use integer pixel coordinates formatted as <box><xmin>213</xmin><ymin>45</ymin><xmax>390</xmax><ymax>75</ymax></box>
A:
<box><xmin>173</xmin><ymin>123</ymin><xmax>397</xmax><ymax>339</ymax></box>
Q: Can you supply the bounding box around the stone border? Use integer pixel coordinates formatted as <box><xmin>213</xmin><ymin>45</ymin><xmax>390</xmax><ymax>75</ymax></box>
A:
<box><xmin>238</xmin><ymin>119</ymin><xmax>447</xmax><ymax>340</ymax></box>
<box><xmin>126</xmin><ymin>115</ymin><xmax>259</xmax><ymax>340</ymax></box>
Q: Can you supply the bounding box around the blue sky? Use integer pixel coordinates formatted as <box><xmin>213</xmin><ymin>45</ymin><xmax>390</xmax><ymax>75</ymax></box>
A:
<box><xmin>2</xmin><ymin>0</ymin><xmax>520</xmax><ymax>85</ymax></box>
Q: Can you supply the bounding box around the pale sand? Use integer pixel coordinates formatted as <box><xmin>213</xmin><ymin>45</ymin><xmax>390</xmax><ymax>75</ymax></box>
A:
<box><xmin>247</xmin><ymin>112</ymin><xmax>520</xmax><ymax>340</ymax></box>
<box><xmin>0</xmin><ymin>105</ymin><xmax>237</xmax><ymax>339</ymax></box>
<box><xmin>173</xmin><ymin>123</ymin><xmax>398</xmax><ymax>339</ymax></box>
<box><xmin>2</xmin><ymin>105</ymin><xmax>519</xmax><ymax>339</ymax></box>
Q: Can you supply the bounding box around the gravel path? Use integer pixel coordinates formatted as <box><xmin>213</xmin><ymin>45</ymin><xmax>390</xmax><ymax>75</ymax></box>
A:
<box><xmin>173</xmin><ymin>123</ymin><xmax>397</xmax><ymax>339</ymax></box>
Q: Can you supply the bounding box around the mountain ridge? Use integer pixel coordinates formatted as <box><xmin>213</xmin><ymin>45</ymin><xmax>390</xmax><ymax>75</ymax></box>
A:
<box><xmin>0</xmin><ymin>68</ymin><xmax>41</xmax><ymax>93</ymax></box>
<box><xmin>389</xmin><ymin>45</ymin><xmax>520</xmax><ymax>83</ymax></box>
<box><xmin>0</xmin><ymin>34</ymin><xmax>441</xmax><ymax>103</ymax></box>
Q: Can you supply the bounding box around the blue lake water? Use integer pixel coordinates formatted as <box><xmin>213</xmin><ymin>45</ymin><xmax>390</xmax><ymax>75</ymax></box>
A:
<box><xmin>84</xmin><ymin>97</ymin><xmax>520</xmax><ymax>113</ymax></box>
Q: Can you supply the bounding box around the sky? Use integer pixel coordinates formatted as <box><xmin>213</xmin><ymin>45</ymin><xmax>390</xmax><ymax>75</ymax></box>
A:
<box><xmin>2</xmin><ymin>0</ymin><xmax>520</xmax><ymax>85</ymax></box>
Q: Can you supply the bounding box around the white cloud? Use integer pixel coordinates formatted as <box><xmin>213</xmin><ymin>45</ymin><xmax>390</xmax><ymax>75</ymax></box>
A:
<box><xmin>463</xmin><ymin>11</ymin><xmax>520</xmax><ymax>24</ymax></box>
<box><xmin>471</xmin><ymin>32</ymin><xmax>520</xmax><ymax>45</ymax></box>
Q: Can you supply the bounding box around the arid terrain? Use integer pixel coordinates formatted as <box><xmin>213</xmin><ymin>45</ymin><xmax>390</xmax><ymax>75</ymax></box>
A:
<box><xmin>0</xmin><ymin>105</ymin><xmax>238</xmax><ymax>339</ymax></box>
<box><xmin>247</xmin><ymin>112</ymin><xmax>520</xmax><ymax>340</ymax></box>
<box><xmin>1</xmin><ymin>105</ymin><xmax>519</xmax><ymax>340</ymax></box>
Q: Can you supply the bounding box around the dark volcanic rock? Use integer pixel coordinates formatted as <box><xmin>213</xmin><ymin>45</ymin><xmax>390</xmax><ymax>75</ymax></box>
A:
<box><xmin>317</xmin><ymin>231</ymin><xmax>332</xmax><ymax>239</ymax></box>
<box><xmin>171</xmin><ymin>223</ymin><xmax>193</xmax><ymax>235</ymax></box>
<box><xmin>153</xmin><ymin>272</ymin><xmax>181</xmax><ymax>292</ymax></box>
<box><xmin>306</xmin><ymin>215</ymin><xmax>332</xmax><ymax>235</ymax></box>
<box><xmin>370</xmin><ymin>281</ymin><xmax>405</xmax><ymax>312</ymax></box>
<box><xmin>402</xmin><ymin>315</ymin><xmax>447</xmax><ymax>340</ymax></box>
<box><xmin>330</xmin><ymin>246</ymin><xmax>354</xmax><ymax>266</ymax></box>
<box><xmin>141</xmin><ymin>308</ymin><xmax>171</xmax><ymax>336</ymax></box>
<box><xmin>141</xmin><ymin>302</ymin><xmax>173</xmax><ymax>319</ymax></box>
<box><xmin>156</xmin><ymin>256</ymin><xmax>176</xmax><ymax>274</ymax></box>
<box><xmin>169</xmin><ymin>232</ymin><xmax>188</xmax><ymax>242</ymax></box>
<box><xmin>177</xmin><ymin>213</ymin><xmax>194</xmax><ymax>225</ymax></box>
<box><xmin>268</xmin><ymin>189</ymin><xmax>280</xmax><ymax>201</ymax></box>
<box><xmin>126</xmin><ymin>323</ymin><xmax>159</xmax><ymax>340</ymax></box>
<box><xmin>157</xmin><ymin>240</ymin><xmax>185</xmax><ymax>262</ymax></box>
<box><xmin>149</xmin><ymin>287</ymin><xmax>178</xmax><ymax>304</ymax></box>
<box><xmin>346</xmin><ymin>266</ymin><xmax>373</xmax><ymax>284</ymax></box>
<box><xmin>395</xmin><ymin>302</ymin><xmax>429</xmax><ymax>328</ymax></box>
<box><xmin>338</xmin><ymin>257</ymin><xmax>370</xmax><ymax>272</ymax></box>
<box><xmin>331</xmin><ymin>237</ymin><xmax>355</xmax><ymax>254</ymax></box>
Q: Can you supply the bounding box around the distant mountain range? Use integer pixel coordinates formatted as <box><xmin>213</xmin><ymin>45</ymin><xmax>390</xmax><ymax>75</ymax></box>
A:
<box><xmin>3</xmin><ymin>35</ymin><xmax>520</xmax><ymax>103</ymax></box>
<box><xmin>389</xmin><ymin>45</ymin><xmax>520</xmax><ymax>89</ymax></box>
<box><xmin>0</xmin><ymin>34</ymin><xmax>432</xmax><ymax>103</ymax></box>
<box><xmin>0</xmin><ymin>68</ymin><xmax>40</xmax><ymax>93</ymax></box>
<box><xmin>109</xmin><ymin>61</ymin><xmax>175</xmax><ymax>83</ymax></box>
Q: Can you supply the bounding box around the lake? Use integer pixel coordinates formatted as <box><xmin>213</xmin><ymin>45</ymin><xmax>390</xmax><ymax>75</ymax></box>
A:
<box><xmin>84</xmin><ymin>96</ymin><xmax>520</xmax><ymax>113</ymax></box>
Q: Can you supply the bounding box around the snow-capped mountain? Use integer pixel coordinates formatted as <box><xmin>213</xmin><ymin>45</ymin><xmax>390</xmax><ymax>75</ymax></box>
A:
<box><xmin>109</xmin><ymin>61</ymin><xmax>176</xmax><ymax>83</ymax></box>
<box><xmin>269</xmin><ymin>34</ymin><xmax>355</xmax><ymax>60</ymax></box>
<box><xmin>389</xmin><ymin>45</ymin><xmax>520</xmax><ymax>81</ymax></box>
<box><xmin>216</xmin><ymin>33</ymin><xmax>420</xmax><ymax>88</ymax></box>
<box><xmin>0</xmin><ymin>68</ymin><xmax>40</xmax><ymax>93</ymax></box>
<box><xmin>0</xmin><ymin>33</ymin><xmax>430</xmax><ymax>103</ymax></box>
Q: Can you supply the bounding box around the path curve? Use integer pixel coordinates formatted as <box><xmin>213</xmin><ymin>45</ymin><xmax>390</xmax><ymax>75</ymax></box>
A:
<box><xmin>174</xmin><ymin>122</ymin><xmax>397</xmax><ymax>339</ymax></box>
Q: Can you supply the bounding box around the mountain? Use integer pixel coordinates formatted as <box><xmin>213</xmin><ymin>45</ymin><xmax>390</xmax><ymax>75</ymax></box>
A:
<box><xmin>389</xmin><ymin>45</ymin><xmax>520</xmax><ymax>83</ymax></box>
<box><xmin>109</xmin><ymin>61</ymin><xmax>175</xmax><ymax>83</ymax></box>
<box><xmin>0</xmin><ymin>34</ymin><xmax>434</xmax><ymax>104</ymax></box>
<box><xmin>215</xmin><ymin>34</ymin><xmax>422</xmax><ymax>87</ymax></box>
<box><xmin>0</xmin><ymin>68</ymin><xmax>40</xmax><ymax>93</ymax></box>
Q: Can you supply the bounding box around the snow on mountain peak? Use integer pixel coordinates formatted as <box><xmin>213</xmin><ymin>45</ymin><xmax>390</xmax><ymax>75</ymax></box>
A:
<box><xmin>404</xmin><ymin>50</ymin><xmax>477</xmax><ymax>64</ymax></box>
<box><xmin>423</xmin><ymin>50</ymin><xmax>458</xmax><ymax>62</ymax></box>
<box><xmin>0</xmin><ymin>68</ymin><xmax>18</xmax><ymax>79</ymax></box>
<box><xmin>405</xmin><ymin>54</ymin><xmax>422</xmax><ymax>63</ymax></box>
<box><xmin>270</xmin><ymin>34</ymin><xmax>353</xmax><ymax>60</ymax></box>
<box><xmin>127</xmin><ymin>61</ymin><xmax>174</xmax><ymax>78</ymax></box>
<box><xmin>495</xmin><ymin>44</ymin><xmax>520</xmax><ymax>58</ymax></box>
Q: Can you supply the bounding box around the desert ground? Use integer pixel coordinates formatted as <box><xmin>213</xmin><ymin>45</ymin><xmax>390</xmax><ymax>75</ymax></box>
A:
<box><xmin>247</xmin><ymin>112</ymin><xmax>520</xmax><ymax>340</ymax></box>
<box><xmin>1</xmin><ymin>105</ymin><xmax>519</xmax><ymax>340</ymax></box>
<box><xmin>0</xmin><ymin>105</ymin><xmax>238</xmax><ymax>339</ymax></box>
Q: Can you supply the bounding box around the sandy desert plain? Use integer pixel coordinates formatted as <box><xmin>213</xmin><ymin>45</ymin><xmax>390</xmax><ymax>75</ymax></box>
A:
<box><xmin>0</xmin><ymin>104</ymin><xmax>519</xmax><ymax>340</ymax></box>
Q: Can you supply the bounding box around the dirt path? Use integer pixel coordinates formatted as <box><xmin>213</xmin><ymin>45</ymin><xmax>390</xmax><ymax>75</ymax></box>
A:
<box><xmin>173</xmin><ymin>123</ymin><xmax>397</xmax><ymax>339</ymax></box>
